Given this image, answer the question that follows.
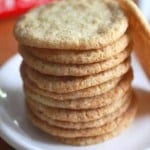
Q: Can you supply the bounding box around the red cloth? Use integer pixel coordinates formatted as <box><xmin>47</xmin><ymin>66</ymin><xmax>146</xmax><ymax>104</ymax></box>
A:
<box><xmin>0</xmin><ymin>0</ymin><xmax>53</xmax><ymax>19</ymax></box>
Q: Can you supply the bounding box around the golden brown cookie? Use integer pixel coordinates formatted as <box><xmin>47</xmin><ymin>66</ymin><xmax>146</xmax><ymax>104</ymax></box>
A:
<box><xmin>27</xmin><ymin>96</ymin><xmax>131</xmax><ymax>138</ymax></box>
<box><xmin>26</xmin><ymin>91</ymin><xmax>131</xmax><ymax>122</ymax></box>
<box><xmin>23</xmin><ymin>75</ymin><xmax>120</xmax><ymax>101</ymax></box>
<box><xmin>25</xmin><ymin>87</ymin><xmax>131</xmax><ymax>110</ymax></box>
<box><xmin>27</xmin><ymin>95</ymin><xmax>137</xmax><ymax>145</ymax></box>
<box><xmin>22</xmin><ymin>70</ymin><xmax>132</xmax><ymax>100</ymax></box>
<box><xmin>20</xmin><ymin>34</ymin><xmax>130</xmax><ymax>64</ymax></box>
<box><xmin>14</xmin><ymin>0</ymin><xmax>128</xmax><ymax>50</ymax></box>
<box><xmin>19</xmin><ymin>45</ymin><xmax>131</xmax><ymax>76</ymax></box>
<box><xmin>27</xmin><ymin>92</ymin><xmax>131</xmax><ymax>129</ymax></box>
<box><xmin>21</xmin><ymin>59</ymin><xmax>130</xmax><ymax>93</ymax></box>
<box><xmin>59</xmin><ymin>98</ymin><xmax>137</xmax><ymax>146</ymax></box>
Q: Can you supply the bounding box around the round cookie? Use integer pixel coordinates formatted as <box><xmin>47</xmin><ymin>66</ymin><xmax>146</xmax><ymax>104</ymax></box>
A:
<box><xmin>27</xmin><ymin>96</ymin><xmax>137</xmax><ymax>142</ymax></box>
<box><xmin>58</xmin><ymin>98</ymin><xmax>137</xmax><ymax>146</ymax></box>
<box><xmin>20</xmin><ymin>34</ymin><xmax>130</xmax><ymax>64</ymax></box>
<box><xmin>24</xmin><ymin>71</ymin><xmax>132</xmax><ymax>109</ymax></box>
<box><xmin>26</xmin><ymin>91</ymin><xmax>131</xmax><ymax>122</ymax></box>
<box><xmin>14</xmin><ymin>0</ymin><xmax>128</xmax><ymax>50</ymax></box>
<box><xmin>27</xmin><ymin>97</ymin><xmax>131</xmax><ymax>138</ymax></box>
<box><xmin>27</xmin><ymin>92</ymin><xmax>131</xmax><ymax>129</ymax></box>
<box><xmin>22</xmin><ymin>70</ymin><xmax>131</xmax><ymax>100</ymax></box>
<box><xmin>21</xmin><ymin>59</ymin><xmax>130</xmax><ymax>93</ymax></box>
<box><xmin>19</xmin><ymin>45</ymin><xmax>131</xmax><ymax>76</ymax></box>
<box><xmin>23</xmin><ymin>74</ymin><xmax>121</xmax><ymax>100</ymax></box>
<box><xmin>25</xmin><ymin>87</ymin><xmax>131</xmax><ymax>109</ymax></box>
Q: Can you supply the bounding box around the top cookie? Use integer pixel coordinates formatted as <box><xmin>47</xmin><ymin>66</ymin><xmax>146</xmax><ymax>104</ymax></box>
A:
<box><xmin>14</xmin><ymin>0</ymin><xmax>128</xmax><ymax>50</ymax></box>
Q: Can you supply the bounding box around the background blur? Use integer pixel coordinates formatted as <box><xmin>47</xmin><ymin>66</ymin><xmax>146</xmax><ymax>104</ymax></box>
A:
<box><xmin>0</xmin><ymin>0</ymin><xmax>53</xmax><ymax>65</ymax></box>
<box><xmin>0</xmin><ymin>0</ymin><xmax>149</xmax><ymax>149</ymax></box>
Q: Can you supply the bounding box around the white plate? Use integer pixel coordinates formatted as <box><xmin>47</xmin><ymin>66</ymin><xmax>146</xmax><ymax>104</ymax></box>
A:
<box><xmin>0</xmin><ymin>54</ymin><xmax>150</xmax><ymax>150</ymax></box>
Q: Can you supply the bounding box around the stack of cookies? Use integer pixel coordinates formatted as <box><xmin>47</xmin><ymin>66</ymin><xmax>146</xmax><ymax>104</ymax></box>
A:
<box><xmin>14</xmin><ymin>0</ymin><xmax>138</xmax><ymax>146</ymax></box>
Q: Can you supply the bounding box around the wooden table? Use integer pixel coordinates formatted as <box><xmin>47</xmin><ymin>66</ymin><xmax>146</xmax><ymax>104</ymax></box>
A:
<box><xmin>0</xmin><ymin>19</ymin><xmax>17</xmax><ymax>65</ymax></box>
<box><xmin>0</xmin><ymin>18</ymin><xmax>17</xmax><ymax>150</ymax></box>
